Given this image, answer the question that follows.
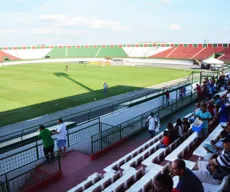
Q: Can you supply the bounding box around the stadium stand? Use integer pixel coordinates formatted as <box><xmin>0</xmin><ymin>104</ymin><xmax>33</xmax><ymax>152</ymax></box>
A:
<box><xmin>149</xmin><ymin>47</ymin><xmax>175</xmax><ymax>59</ymax></box>
<box><xmin>67</xmin><ymin>47</ymin><xmax>100</xmax><ymax>57</ymax></box>
<box><xmin>68</xmin><ymin>119</ymin><xmax>230</xmax><ymax>192</ymax></box>
<box><xmin>0</xmin><ymin>44</ymin><xmax>230</xmax><ymax>62</ymax></box>
<box><xmin>123</xmin><ymin>47</ymin><xmax>171</xmax><ymax>57</ymax></box>
<box><xmin>96</xmin><ymin>47</ymin><xmax>127</xmax><ymax>58</ymax></box>
<box><xmin>66</xmin><ymin>73</ymin><xmax>230</xmax><ymax>192</ymax></box>
<box><xmin>45</xmin><ymin>47</ymin><xmax>66</xmax><ymax>58</ymax></box>
<box><xmin>193</xmin><ymin>47</ymin><xmax>225</xmax><ymax>60</ymax></box>
<box><xmin>219</xmin><ymin>47</ymin><xmax>230</xmax><ymax>62</ymax></box>
<box><xmin>3</xmin><ymin>49</ymin><xmax>52</xmax><ymax>60</ymax></box>
<box><xmin>166</xmin><ymin>47</ymin><xmax>204</xmax><ymax>59</ymax></box>
<box><xmin>0</xmin><ymin>50</ymin><xmax>20</xmax><ymax>61</ymax></box>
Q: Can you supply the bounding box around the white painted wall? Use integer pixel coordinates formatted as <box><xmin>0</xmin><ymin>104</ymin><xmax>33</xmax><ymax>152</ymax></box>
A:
<box><xmin>2</xmin><ymin>49</ymin><xmax>52</xmax><ymax>60</ymax></box>
<box><xmin>123</xmin><ymin>47</ymin><xmax>171</xmax><ymax>57</ymax></box>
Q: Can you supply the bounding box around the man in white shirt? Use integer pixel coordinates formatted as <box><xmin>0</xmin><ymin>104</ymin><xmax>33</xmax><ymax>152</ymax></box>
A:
<box><xmin>146</xmin><ymin>113</ymin><xmax>157</xmax><ymax>138</ymax></box>
<box><xmin>226</xmin><ymin>88</ymin><xmax>230</xmax><ymax>102</ymax></box>
<box><xmin>103</xmin><ymin>82</ymin><xmax>108</xmax><ymax>95</ymax></box>
<box><xmin>53</xmin><ymin>118</ymin><xmax>67</xmax><ymax>156</ymax></box>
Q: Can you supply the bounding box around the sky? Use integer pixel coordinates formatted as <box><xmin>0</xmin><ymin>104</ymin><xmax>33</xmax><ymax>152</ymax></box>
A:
<box><xmin>0</xmin><ymin>0</ymin><xmax>230</xmax><ymax>46</ymax></box>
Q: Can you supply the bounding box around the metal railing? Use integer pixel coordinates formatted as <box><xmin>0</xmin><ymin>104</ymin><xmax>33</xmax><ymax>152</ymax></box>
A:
<box><xmin>0</xmin><ymin>122</ymin><xmax>100</xmax><ymax>175</ymax></box>
<box><xmin>0</xmin><ymin>79</ymin><xmax>198</xmax><ymax>147</ymax></box>
<box><xmin>0</xmin><ymin>87</ymin><xmax>197</xmax><ymax>176</ymax></box>
<box><xmin>91</xmin><ymin>91</ymin><xmax>197</xmax><ymax>154</ymax></box>
<box><xmin>0</xmin><ymin>152</ymin><xmax>61</xmax><ymax>192</ymax></box>
<box><xmin>0</xmin><ymin>72</ymin><xmax>198</xmax><ymax>144</ymax></box>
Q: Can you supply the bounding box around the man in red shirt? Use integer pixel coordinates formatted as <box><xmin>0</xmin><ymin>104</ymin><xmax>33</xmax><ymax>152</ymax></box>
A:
<box><xmin>195</xmin><ymin>84</ymin><xmax>202</xmax><ymax>101</ymax></box>
<box><xmin>165</xmin><ymin>90</ymin><xmax>170</xmax><ymax>106</ymax></box>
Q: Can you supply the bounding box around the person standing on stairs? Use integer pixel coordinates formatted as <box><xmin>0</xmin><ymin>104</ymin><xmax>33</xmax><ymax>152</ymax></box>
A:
<box><xmin>38</xmin><ymin>125</ymin><xmax>54</xmax><ymax>162</ymax></box>
<box><xmin>146</xmin><ymin>113</ymin><xmax>158</xmax><ymax>138</ymax></box>
<box><xmin>52</xmin><ymin>118</ymin><xmax>67</xmax><ymax>156</ymax></box>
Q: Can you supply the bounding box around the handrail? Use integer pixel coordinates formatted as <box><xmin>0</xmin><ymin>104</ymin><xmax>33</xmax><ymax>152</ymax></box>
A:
<box><xmin>91</xmin><ymin>91</ymin><xmax>197</xmax><ymax>154</ymax></box>
<box><xmin>0</xmin><ymin>90</ymin><xmax>196</xmax><ymax>177</ymax></box>
<box><xmin>0</xmin><ymin>74</ymin><xmax>198</xmax><ymax>143</ymax></box>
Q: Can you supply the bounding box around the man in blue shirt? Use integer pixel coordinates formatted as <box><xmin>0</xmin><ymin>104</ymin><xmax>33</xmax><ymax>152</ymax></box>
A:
<box><xmin>195</xmin><ymin>103</ymin><xmax>212</xmax><ymax>137</ymax></box>
<box><xmin>171</xmin><ymin>159</ymin><xmax>204</xmax><ymax>192</ymax></box>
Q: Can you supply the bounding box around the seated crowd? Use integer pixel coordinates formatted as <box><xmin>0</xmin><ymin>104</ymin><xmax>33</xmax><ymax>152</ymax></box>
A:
<box><xmin>151</xmin><ymin>76</ymin><xmax>230</xmax><ymax>192</ymax></box>
<box><xmin>68</xmin><ymin>75</ymin><xmax>230</xmax><ymax>192</ymax></box>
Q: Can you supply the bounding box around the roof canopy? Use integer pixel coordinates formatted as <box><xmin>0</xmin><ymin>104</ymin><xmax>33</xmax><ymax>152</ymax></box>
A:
<box><xmin>202</xmin><ymin>58</ymin><xmax>224</xmax><ymax>64</ymax></box>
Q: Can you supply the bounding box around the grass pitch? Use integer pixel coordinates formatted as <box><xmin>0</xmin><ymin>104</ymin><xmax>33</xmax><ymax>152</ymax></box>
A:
<box><xmin>0</xmin><ymin>64</ymin><xmax>191</xmax><ymax>126</ymax></box>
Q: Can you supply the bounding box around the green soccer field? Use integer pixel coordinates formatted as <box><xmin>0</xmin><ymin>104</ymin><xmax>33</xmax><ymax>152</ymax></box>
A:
<box><xmin>0</xmin><ymin>64</ymin><xmax>191</xmax><ymax>126</ymax></box>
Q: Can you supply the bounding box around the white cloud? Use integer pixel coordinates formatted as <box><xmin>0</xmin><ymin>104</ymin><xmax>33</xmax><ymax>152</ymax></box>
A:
<box><xmin>36</xmin><ymin>14</ymin><xmax>125</xmax><ymax>31</ymax></box>
<box><xmin>169</xmin><ymin>24</ymin><xmax>182</xmax><ymax>30</ymax></box>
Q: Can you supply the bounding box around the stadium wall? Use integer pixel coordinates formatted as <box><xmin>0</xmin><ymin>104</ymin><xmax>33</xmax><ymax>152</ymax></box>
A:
<box><xmin>0</xmin><ymin>58</ymin><xmax>194</xmax><ymax>66</ymax></box>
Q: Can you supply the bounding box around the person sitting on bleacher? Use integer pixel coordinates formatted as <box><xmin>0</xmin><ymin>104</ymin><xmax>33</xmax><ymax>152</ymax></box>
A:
<box><xmin>182</xmin><ymin>118</ymin><xmax>190</xmax><ymax>133</ymax></box>
<box><xmin>203</xmin><ymin>130</ymin><xmax>227</xmax><ymax>155</ymax></box>
<box><xmin>167</xmin><ymin>122</ymin><xmax>178</xmax><ymax>143</ymax></box>
<box><xmin>222</xmin><ymin>121</ymin><xmax>230</xmax><ymax>134</ymax></box>
<box><xmin>153</xmin><ymin>173</ymin><xmax>179</xmax><ymax>192</ymax></box>
<box><xmin>195</xmin><ymin>103</ymin><xmax>212</xmax><ymax>138</ymax></box>
<box><xmin>171</xmin><ymin>159</ymin><xmax>204</xmax><ymax>192</ymax></box>
<box><xmin>159</xmin><ymin>130</ymin><xmax>170</xmax><ymax>148</ymax></box>
<box><xmin>175</xmin><ymin>118</ymin><xmax>184</xmax><ymax>138</ymax></box>
<box><xmin>193</xmin><ymin>134</ymin><xmax>230</xmax><ymax>185</ymax></box>
<box><xmin>218</xmin><ymin>100</ymin><xmax>230</xmax><ymax>123</ymax></box>
<box><xmin>225</xmin><ymin>88</ymin><xmax>230</xmax><ymax>102</ymax></box>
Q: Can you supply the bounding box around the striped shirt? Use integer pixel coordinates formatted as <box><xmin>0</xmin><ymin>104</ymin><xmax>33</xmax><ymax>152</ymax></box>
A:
<box><xmin>208</xmin><ymin>150</ymin><xmax>230</xmax><ymax>180</ymax></box>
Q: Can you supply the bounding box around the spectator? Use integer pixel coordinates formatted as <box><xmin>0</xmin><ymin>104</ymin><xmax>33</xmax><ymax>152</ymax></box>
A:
<box><xmin>217</xmin><ymin>75</ymin><xmax>225</xmax><ymax>91</ymax></box>
<box><xmin>222</xmin><ymin>121</ymin><xmax>230</xmax><ymax>134</ymax></box>
<box><xmin>226</xmin><ymin>88</ymin><xmax>230</xmax><ymax>102</ymax></box>
<box><xmin>195</xmin><ymin>103</ymin><xmax>212</xmax><ymax>137</ymax></box>
<box><xmin>146</xmin><ymin>113</ymin><xmax>157</xmax><ymax>138</ymax></box>
<box><xmin>179</xmin><ymin>87</ymin><xmax>184</xmax><ymax>99</ymax></box>
<box><xmin>38</xmin><ymin>125</ymin><xmax>54</xmax><ymax>162</ymax></box>
<box><xmin>202</xmin><ymin>78</ymin><xmax>209</xmax><ymax>99</ymax></box>
<box><xmin>218</xmin><ymin>102</ymin><xmax>230</xmax><ymax>123</ymax></box>
<box><xmin>175</xmin><ymin>118</ymin><xmax>184</xmax><ymax>138</ymax></box>
<box><xmin>171</xmin><ymin>159</ymin><xmax>204</xmax><ymax>192</ymax></box>
<box><xmin>183</xmin><ymin>86</ymin><xmax>186</xmax><ymax>97</ymax></box>
<box><xmin>193</xmin><ymin>134</ymin><xmax>230</xmax><ymax>184</ymax></box>
<box><xmin>203</xmin><ymin>130</ymin><xmax>227</xmax><ymax>154</ymax></box>
<box><xmin>153</xmin><ymin>173</ymin><xmax>179</xmax><ymax>192</ymax></box>
<box><xmin>182</xmin><ymin>118</ymin><xmax>190</xmax><ymax>133</ymax></box>
<box><xmin>214</xmin><ymin>95</ymin><xmax>222</xmax><ymax>105</ymax></box>
<box><xmin>159</xmin><ymin>130</ymin><xmax>170</xmax><ymax>148</ymax></box>
<box><xmin>195</xmin><ymin>84</ymin><xmax>202</xmax><ymax>101</ymax></box>
<box><xmin>207</xmin><ymin>103</ymin><xmax>214</xmax><ymax>117</ymax></box>
<box><xmin>165</xmin><ymin>90</ymin><xmax>170</xmax><ymax>106</ymax></box>
<box><xmin>167</xmin><ymin>123</ymin><xmax>178</xmax><ymax>142</ymax></box>
<box><xmin>52</xmin><ymin>118</ymin><xmax>67</xmax><ymax>156</ymax></box>
<box><xmin>103</xmin><ymin>82</ymin><xmax>108</xmax><ymax>95</ymax></box>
